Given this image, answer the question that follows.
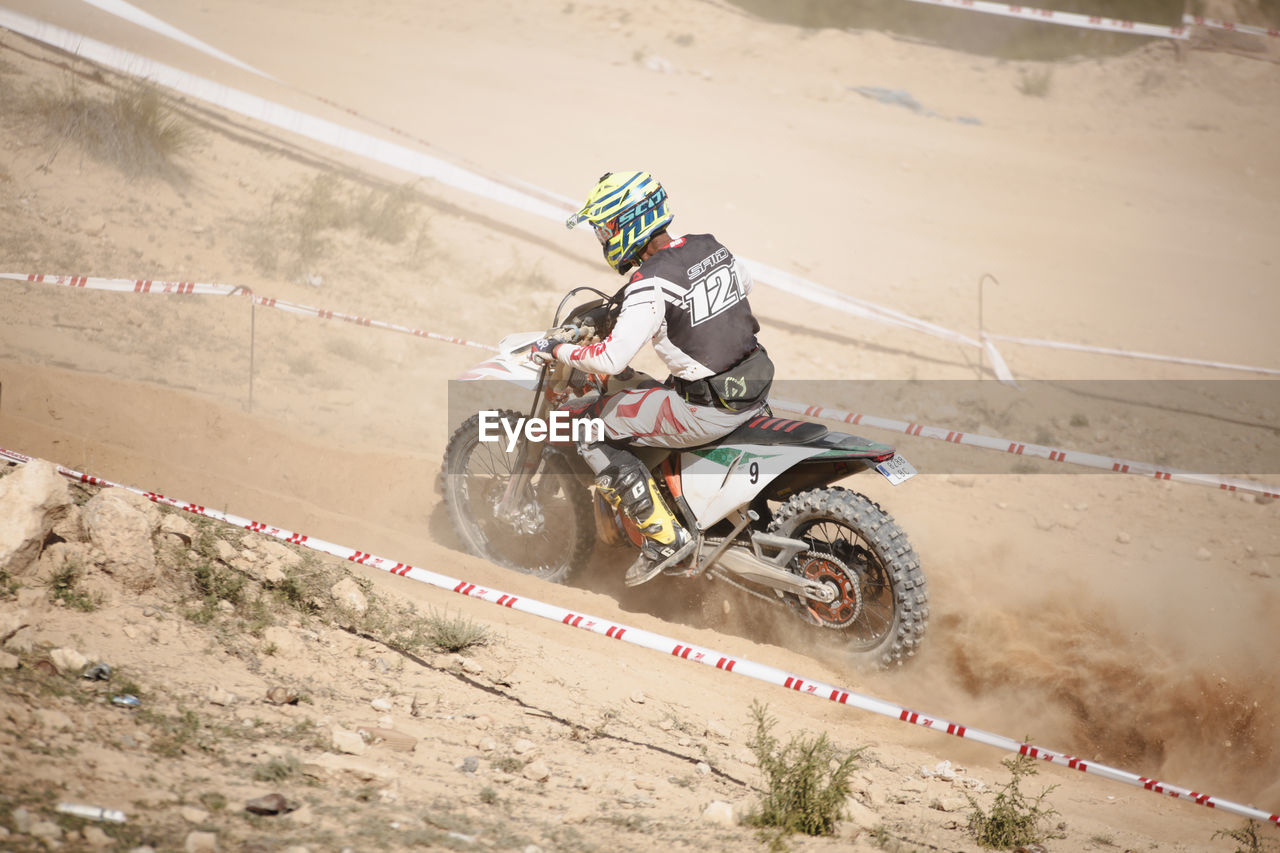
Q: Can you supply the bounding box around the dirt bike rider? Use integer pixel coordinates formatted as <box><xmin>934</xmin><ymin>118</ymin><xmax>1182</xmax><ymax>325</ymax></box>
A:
<box><xmin>530</xmin><ymin>171</ymin><xmax>774</xmax><ymax>587</ymax></box>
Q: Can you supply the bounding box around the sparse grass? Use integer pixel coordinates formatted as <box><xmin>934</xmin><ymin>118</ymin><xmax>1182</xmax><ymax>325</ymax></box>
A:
<box><xmin>1017</xmin><ymin>67</ymin><xmax>1053</xmax><ymax>98</ymax></box>
<box><xmin>243</xmin><ymin>173</ymin><xmax>426</xmax><ymax>278</ymax></box>
<box><xmin>198</xmin><ymin>791</ymin><xmax>228</xmax><ymax>812</ymax></box>
<box><xmin>1213</xmin><ymin>820</ymin><xmax>1280</xmax><ymax>853</ymax></box>
<box><xmin>253</xmin><ymin>754</ymin><xmax>301</xmax><ymax>782</ymax></box>
<box><xmin>966</xmin><ymin>751</ymin><xmax>1062</xmax><ymax>849</ymax></box>
<box><xmin>0</xmin><ymin>568</ymin><xmax>18</xmax><ymax>600</ymax></box>
<box><xmin>424</xmin><ymin>608</ymin><xmax>491</xmax><ymax>653</ymax></box>
<box><xmin>46</xmin><ymin>559</ymin><xmax>100</xmax><ymax>611</ymax></box>
<box><xmin>478</xmin><ymin>786</ymin><xmax>499</xmax><ymax>805</ymax></box>
<box><xmin>744</xmin><ymin>700</ymin><xmax>861</xmax><ymax>839</ymax></box>
<box><xmin>268</xmin><ymin>557</ymin><xmax>328</xmax><ymax>615</ymax></box>
<box><xmin>492</xmin><ymin>756</ymin><xmax>527</xmax><ymax>774</ymax></box>
<box><xmin>29</xmin><ymin>79</ymin><xmax>199</xmax><ymax>181</ymax></box>
<box><xmin>139</xmin><ymin>707</ymin><xmax>207</xmax><ymax>758</ymax></box>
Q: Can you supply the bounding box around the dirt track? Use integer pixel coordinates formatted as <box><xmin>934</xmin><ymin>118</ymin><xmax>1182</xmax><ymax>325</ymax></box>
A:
<box><xmin>2</xmin><ymin>0</ymin><xmax>1279</xmax><ymax>848</ymax></box>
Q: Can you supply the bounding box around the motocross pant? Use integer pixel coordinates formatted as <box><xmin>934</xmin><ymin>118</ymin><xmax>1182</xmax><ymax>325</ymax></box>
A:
<box><xmin>581</xmin><ymin>384</ymin><xmax>763</xmax><ymax>449</ymax></box>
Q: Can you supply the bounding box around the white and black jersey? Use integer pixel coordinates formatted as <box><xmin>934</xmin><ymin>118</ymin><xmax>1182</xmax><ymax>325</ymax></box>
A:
<box><xmin>561</xmin><ymin>234</ymin><xmax>759</xmax><ymax>381</ymax></box>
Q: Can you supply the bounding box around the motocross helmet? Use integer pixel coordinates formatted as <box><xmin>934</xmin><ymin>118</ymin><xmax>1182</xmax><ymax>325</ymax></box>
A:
<box><xmin>565</xmin><ymin>171</ymin><xmax>673</xmax><ymax>275</ymax></box>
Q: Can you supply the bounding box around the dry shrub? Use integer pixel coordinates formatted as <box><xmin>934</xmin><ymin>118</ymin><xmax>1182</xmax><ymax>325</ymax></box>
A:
<box><xmin>745</xmin><ymin>700</ymin><xmax>861</xmax><ymax>839</ymax></box>
<box><xmin>30</xmin><ymin>79</ymin><xmax>199</xmax><ymax>181</ymax></box>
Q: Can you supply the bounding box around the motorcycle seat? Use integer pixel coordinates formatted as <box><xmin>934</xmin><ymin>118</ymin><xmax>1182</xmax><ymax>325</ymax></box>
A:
<box><xmin>721</xmin><ymin>415</ymin><xmax>829</xmax><ymax>446</ymax></box>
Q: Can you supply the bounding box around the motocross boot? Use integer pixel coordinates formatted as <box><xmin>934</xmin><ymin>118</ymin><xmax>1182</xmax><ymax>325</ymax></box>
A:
<box><xmin>595</xmin><ymin>466</ymin><xmax>695</xmax><ymax>587</ymax></box>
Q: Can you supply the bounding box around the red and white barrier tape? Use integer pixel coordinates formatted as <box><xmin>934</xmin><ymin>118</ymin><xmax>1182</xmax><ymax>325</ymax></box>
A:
<box><xmin>895</xmin><ymin>0</ymin><xmax>1189</xmax><ymax>39</ymax></box>
<box><xmin>7</xmin><ymin>270</ymin><xmax>1275</xmax><ymax>498</ymax></box>
<box><xmin>6</xmin><ymin>12</ymin><xmax>1277</xmax><ymax>380</ymax></box>
<box><xmin>1183</xmin><ymin>13</ymin><xmax>1280</xmax><ymax>39</ymax></box>
<box><xmin>0</xmin><ymin>445</ymin><xmax>1274</xmax><ymax>826</ymax></box>
<box><xmin>0</xmin><ymin>273</ymin><xmax>497</xmax><ymax>352</ymax></box>
<box><xmin>770</xmin><ymin>397</ymin><xmax>1280</xmax><ymax>499</ymax></box>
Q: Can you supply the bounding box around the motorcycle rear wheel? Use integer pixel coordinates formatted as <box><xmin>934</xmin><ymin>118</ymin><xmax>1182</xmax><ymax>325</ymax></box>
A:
<box><xmin>768</xmin><ymin>486</ymin><xmax>928</xmax><ymax>667</ymax></box>
<box><xmin>441</xmin><ymin>410</ymin><xmax>594</xmax><ymax>583</ymax></box>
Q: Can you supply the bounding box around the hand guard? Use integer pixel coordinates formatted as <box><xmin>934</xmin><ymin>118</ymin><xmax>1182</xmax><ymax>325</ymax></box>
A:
<box><xmin>529</xmin><ymin>338</ymin><xmax>561</xmax><ymax>366</ymax></box>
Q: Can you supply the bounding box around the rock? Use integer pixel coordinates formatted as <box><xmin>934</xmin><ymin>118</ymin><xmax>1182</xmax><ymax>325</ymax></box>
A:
<box><xmin>256</xmin><ymin>541</ymin><xmax>302</xmax><ymax>570</ymax></box>
<box><xmin>371</xmin><ymin>697</ymin><xmax>393</xmax><ymax>712</ymax></box>
<box><xmin>512</xmin><ymin>738</ymin><xmax>536</xmax><ymax>755</ymax></box>
<box><xmin>522</xmin><ymin>760</ymin><xmax>551</xmax><ymax>782</ymax></box>
<box><xmin>332</xmin><ymin>728</ymin><xmax>367</xmax><ymax>755</ymax></box>
<box><xmin>461</xmin><ymin>658</ymin><xmax>484</xmax><ymax>675</ymax></box>
<box><xmin>207</xmin><ymin>687</ymin><xmax>236</xmax><ymax>706</ymax></box>
<box><xmin>50</xmin><ymin>647</ymin><xmax>89</xmax><ymax>674</ymax></box>
<box><xmin>29</xmin><ymin>820</ymin><xmax>62</xmax><ymax>840</ymax></box>
<box><xmin>356</xmin><ymin>726</ymin><xmax>417</xmax><ymax>752</ymax></box>
<box><xmin>184</xmin><ymin>830</ymin><xmax>218</xmax><ymax>852</ymax></box>
<box><xmin>12</xmin><ymin>807</ymin><xmax>32</xmax><ymax>832</ymax></box>
<box><xmin>0</xmin><ymin>459</ymin><xmax>72</xmax><ymax>574</ymax></box>
<box><xmin>214</xmin><ymin>540</ymin><xmax>238</xmax><ymax>562</ymax></box>
<box><xmin>83</xmin><ymin>490</ymin><xmax>160</xmax><ymax>590</ymax></box>
<box><xmin>329</xmin><ymin>578</ymin><xmax>368</xmax><ymax>614</ymax></box>
<box><xmin>51</xmin><ymin>504</ymin><xmax>85</xmax><ymax>543</ymax></box>
<box><xmin>696</xmin><ymin>762</ymin><xmax>711</xmax><ymax>776</ymax></box>
<box><xmin>0</xmin><ymin>652</ymin><xmax>18</xmax><ymax>669</ymax></box>
<box><xmin>1116</xmin><ymin>531</ymin><xmax>1132</xmax><ymax>544</ymax></box>
<box><xmin>180</xmin><ymin>806</ymin><xmax>210</xmax><ymax>823</ymax></box>
<box><xmin>245</xmin><ymin>793</ymin><xmax>292</xmax><ymax>815</ymax></box>
<box><xmin>160</xmin><ymin>513</ymin><xmax>197</xmax><ymax>546</ymax></box>
<box><xmin>1196</xmin><ymin>547</ymin><xmax>1213</xmax><ymax>561</ymax></box>
<box><xmin>700</xmin><ymin>800</ymin><xmax>736</xmax><ymax>826</ymax></box>
<box><xmin>265</xmin><ymin>686</ymin><xmax>299</xmax><ymax>705</ymax></box>
<box><xmin>82</xmin><ymin>825</ymin><xmax>113</xmax><ymax>848</ymax></box>
<box><xmin>630</xmin><ymin>690</ymin><xmax>646</xmax><ymax>704</ymax></box>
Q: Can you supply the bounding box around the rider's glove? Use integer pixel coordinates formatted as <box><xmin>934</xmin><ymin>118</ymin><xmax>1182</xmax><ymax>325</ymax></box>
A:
<box><xmin>529</xmin><ymin>338</ymin><xmax>562</xmax><ymax>366</ymax></box>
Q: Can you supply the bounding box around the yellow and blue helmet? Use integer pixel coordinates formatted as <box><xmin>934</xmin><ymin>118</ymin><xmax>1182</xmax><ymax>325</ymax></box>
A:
<box><xmin>566</xmin><ymin>171</ymin><xmax>673</xmax><ymax>275</ymax></box>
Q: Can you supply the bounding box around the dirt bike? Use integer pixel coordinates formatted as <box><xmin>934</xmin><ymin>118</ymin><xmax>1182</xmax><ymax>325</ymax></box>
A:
<box><xmin>440</xmin><ymin>287</ymin><xmax>928</xmax><ymax>667</ymax></box>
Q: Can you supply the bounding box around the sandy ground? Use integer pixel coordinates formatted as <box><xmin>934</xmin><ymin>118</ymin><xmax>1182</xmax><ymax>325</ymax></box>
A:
<box><xmin>2</xmin><ymin>0</ymin><xmax>1279</xmax><ymax>848</ymax></box>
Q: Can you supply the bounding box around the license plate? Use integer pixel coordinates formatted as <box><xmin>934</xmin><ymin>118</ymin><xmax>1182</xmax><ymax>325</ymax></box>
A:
<box><xmin>875</xmin><ymin>454</ymin><xmax>917</xmax><ymax>485</ymax></box>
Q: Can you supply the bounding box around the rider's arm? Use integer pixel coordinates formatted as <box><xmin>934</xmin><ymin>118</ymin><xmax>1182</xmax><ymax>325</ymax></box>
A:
<box><xmin>736</xmin><ymin>256</ymin><xmax>754</xmax><ymax>296</ymax></box>
<box><xmin>557</xmin><ymin>280</ymin><xmax>663</xmax><ymax>375</ymax></box>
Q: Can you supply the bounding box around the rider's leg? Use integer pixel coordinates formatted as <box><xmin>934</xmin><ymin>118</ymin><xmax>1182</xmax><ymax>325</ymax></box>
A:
<box><xmin>578</xmin><ymin>441</ymin><xmax>694</xmax><ymax>586</ymax></box>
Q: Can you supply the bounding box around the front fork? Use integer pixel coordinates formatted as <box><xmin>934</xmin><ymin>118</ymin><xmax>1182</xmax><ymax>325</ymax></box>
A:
<box><xmin>493</xmin><ymin>362</ymin><xmax>557</xmax><ymax>533</ymax></box>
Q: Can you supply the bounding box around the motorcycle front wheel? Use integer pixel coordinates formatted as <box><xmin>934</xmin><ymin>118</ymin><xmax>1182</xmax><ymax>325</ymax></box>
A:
<box><xmin>440</xmin><ymin>410</ymin><xmax>594</xmax><ymax>583</ymax></box>
<box><xmin>767</xmin><ymin>486</ymin><xmax>928</xmax><ymax>667</ymax></box>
